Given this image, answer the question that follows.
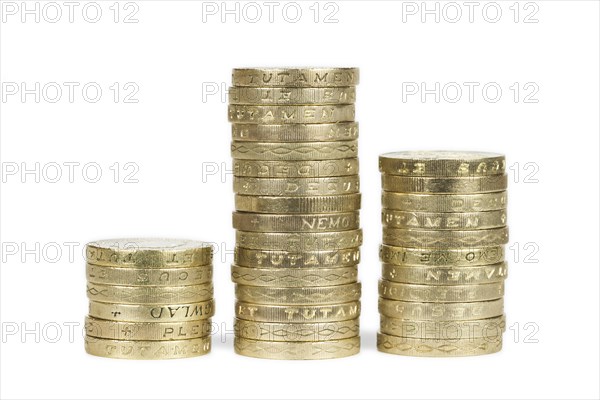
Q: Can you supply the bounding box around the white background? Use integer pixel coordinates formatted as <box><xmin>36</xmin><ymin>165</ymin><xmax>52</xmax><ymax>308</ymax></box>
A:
<box><xmin>1</xmin><ymin>1</ymin><xmax>599</xmax><ymax>399</ymax></box>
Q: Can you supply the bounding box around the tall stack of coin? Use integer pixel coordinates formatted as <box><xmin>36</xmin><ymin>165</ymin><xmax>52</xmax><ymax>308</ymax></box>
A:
<box><xmin>228</xmin><ymin>68</ymin><xmax>362</xmax><ymax>359</ymax></box>
<box><xmin>377</xmin><ymin>151</ymin><xmax>508</xmax><ymax>357</ymax></box>
<box><xmin>84</xmin><ymin>238</ymin><xmax>214</xmax><ymax>360</ymax></box>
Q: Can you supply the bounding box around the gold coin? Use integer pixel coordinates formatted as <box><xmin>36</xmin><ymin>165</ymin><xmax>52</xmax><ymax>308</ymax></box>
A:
<box><xmin>231</xmin><ymin>141</ymin><xmax>358</xmax><ymax>161</ymax></box>
<box><xmin>378</xmin><ymin>298</ymin><xmax>503</xmax><ymax>321</ymax></box>
<box><xmin>381</xmin><ymin>262</ymin><xmax>508</xmax><ymax>285</ymax></box>
<box><xmin>86</xmin><ymin>238</ymin><xmax>212</xmax><ymax>268</ymax></box>
<box><xmin>236</xmin><ymin>230</ymin><xmax>363</xmax><ymax>251</ymax></box>
<box><xmin>232</xmin><ymin>211</ymin><xmax>360</xmax><ymax>233</ymax></box>
<box><xmin>380</xmin><ymin>245</ymin><xmax>505</xmax><ymax>267</ymax></box>
<box><xmin>377</xmin><ymin>332</ymin><xmax>501</xmax><ymax>357</ymax></box>
<box><xmin>86</xmin><ymin>283</ymin><xmax>214</xmax><ymax>304</ymax></box>
<box><xmin>228</xmin><ymin>104</ymin><xmax>355</xmax><ymax>124</ymax></box>
<box><xmin>84</xmin><ymin>316</ymin><xmax>212</xmax><ymax>341</ymax></box>
<box><xmin>379</xmin><ymin>151</ymin><xmax>505</xmax><ymax>176</ymax></box>
<box><xmin>232</xmin><ymin>122</ymin><xmax>359</xmax><ymax>142</ymax></box>
<box><xmin>233</xmin><ymin>176</ymin><xmax>359</xmax><ymax>196</ymax></box>
<box><xmin>88</xmin><ymin>300</ymin><xmax>215</xmax><ymax>323</ymax></box>
<box><xmin>231</xmin><ymin>265</ymin><xmax>358</xmax><ymax>287</ymax></box>
<box><xmin>234</xmin><ymin>318</ymin><xmax>359</xmax><ymax>342</ymax></box>
<box><xmin>234</xmin><ymin>336</ymin><xmax>359</xmax><ymax>360</ymax></box>
<box><xmin>235</xmin><ymin>247</ymin><xmax>360</xmax><ymax>268</ymax></box>
<box><xmin>85</xmin><ymin>336</ymin><xmax>211</xmax><ymax>359</ymax></box>
<box><xmin>382</xmin><ymin>191</ymin><xmax>507</xmax><ymax>212</ymax></box>
<box><xmin>378</xmin><ymin>280</ymin><xmax>504</xmax><ymax>302</ymax></box>
<box><xmin>229</xmin><ymin>86</ymin><xmax>356</xmax><ymax>105</ymax></box>
<box><xmin>86</xmin><ymin>264</ymin><xmax>213</xmax><ymax>286</ymax></box>
<box><xmin>233</xmin><ymin>159</ymin><xmax>359</xmax><ymax>178</ymax></box>
<box><xmin>232</xmin><ymin>67</ymin><xmax>359</xmax><ymax>87</ymax></box>
<box><xmin>380</xmin><ymin>315</ymin><xmax>506</xmax><ymax>340</ymax></box>
<box><xmin>235</xmin><ymin>194</ymin><xmax>361</xmax><ymax>213</ymax></box>
<box><xmin>382</xmin><ymin>175</ymin><xmax>507</xmax><ymax>194</ymax></box>
<box><xmin>236</xmin><ymin>301</ymin><xmax>360</xmax><ymax>323</ymax></box>
<box><xmin>235</xmin><ymin>283</ymin><xmax>361</xmax><ymax>305</ymax></box>
<box><xmin>382</xmin><ymin>227</ymin><xmax>509</xmax><ymax>248</ymax></box>
<box><xmin>382</xmin><ymin>209</ymin><xmax>506</xmax><ymax>230</ymax></box>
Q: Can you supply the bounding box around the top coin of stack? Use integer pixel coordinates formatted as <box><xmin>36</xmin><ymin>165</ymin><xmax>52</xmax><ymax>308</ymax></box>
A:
<box><xmin>228</xmin><ymin>68</ymin><xmax>362</xmax><ymax>360</ymax></box>
<box><xmin>84</xmin><ymin>238</ymin><xmax>215</xmax><ymax>360</ymax></box>
<box><xmin>377</xmin><ymin>151</ymin><xmax>508</xmax><ymax>357</ymax></box>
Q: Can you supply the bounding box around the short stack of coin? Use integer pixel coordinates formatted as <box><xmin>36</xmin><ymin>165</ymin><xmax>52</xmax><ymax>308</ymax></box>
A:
<box><xmin>84</xmin><ymin>238</ymin><xmax>214</xmax><ymax>360</ymax></box>
<box><xmin>228</xmin><ymin>67</ymin><xmax>362</xmax><ymax>359</ymax></box>
<box><xmin>377</xmin><ymin>151</ymin><xmax>508</xmax><ymax>357</ymax></box>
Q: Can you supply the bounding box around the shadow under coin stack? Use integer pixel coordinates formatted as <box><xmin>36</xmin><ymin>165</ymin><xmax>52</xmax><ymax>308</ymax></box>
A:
<box><xmin>84</xmin><ymin>238</ymin><xmax>214</xmax><ymax>359</ymax></box>
<box><xmin>377</xmin><ymin>151</ymin><xmax>508</xmax><ymax>357</ymax></box>
<box><xmin>228</xmin><ymin>67</ymin><xmax>362</xmax><ymax>359</ymax></box>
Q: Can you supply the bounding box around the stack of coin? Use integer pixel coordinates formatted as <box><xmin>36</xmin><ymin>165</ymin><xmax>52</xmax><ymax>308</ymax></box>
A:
<box><xmin>228</xmin><ymin>67</ymin><xmax>362</xmax><ymax>359</ymax></box>
<box><xmin>377</xmin><ymin>151</ymin><xmax>508</xmax><ymax>357</ymax></box>
<box><xmin>84</xmin><ymin>238</ymin><xmax>214</xmax><ymax>360</ymax></box>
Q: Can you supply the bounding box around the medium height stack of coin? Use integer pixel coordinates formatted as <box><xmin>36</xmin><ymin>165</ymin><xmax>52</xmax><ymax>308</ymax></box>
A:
<box><xmin>84</xmin><ymin>238</ymin><xmax>214</xmax><ymax>360</ymax></box>
<box><xmin>377</xmin><ymin>151</ymin><xmax>508</xmax><ymax>357</ymax></box>
<box><xmin>228</xmin><ymin>68</ymin><xmax>362</xmax><ymax>359</ymax></box>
